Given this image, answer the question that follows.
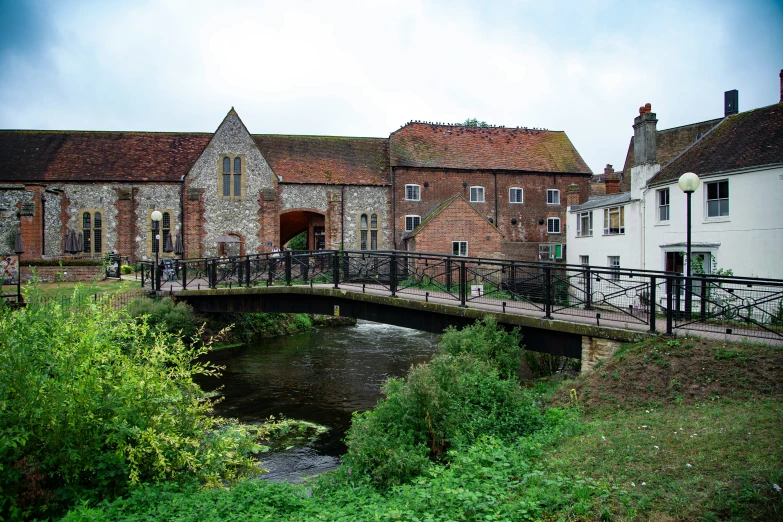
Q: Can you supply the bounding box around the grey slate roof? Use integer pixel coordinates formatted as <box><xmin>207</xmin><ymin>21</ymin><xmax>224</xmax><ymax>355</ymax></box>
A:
<box><xmin>570</xmin><ymin>192</ymin><xmax>633</xmax><ymax>212</ymax></box>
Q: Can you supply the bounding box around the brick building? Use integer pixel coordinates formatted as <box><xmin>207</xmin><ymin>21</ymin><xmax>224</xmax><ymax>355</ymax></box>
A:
<box><xmin>0</xmin><ymin>109</ymin><xmax>590</xmax><ymax>263</ymax></box>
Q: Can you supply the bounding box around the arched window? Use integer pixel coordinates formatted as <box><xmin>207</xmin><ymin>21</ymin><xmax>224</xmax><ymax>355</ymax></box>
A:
<box><xmin>80</xmin><ymin>210</ymin><xmax>102</xmax><ymax>255</ymax></box>
<box><xmin>223</xmin><ymin>157</ymin><xmax>231</xmax><ymax>173</ymax></box>
<box><xmin>222</xmin><ymin>156</ymin><xmax>231</xmax><ymax>197</ymax></box>
<box><xmin>162</xmin><ymin>212</ymin><xmax>172</xmax><ymax>252</ymax></box>
<box><xmin>360</xmin><ymin>214</ymin><xmax>368</xmax><ymax>250</ymax></box>
<box><xmin>233</xmin><ymin>157</ymin><xmax>241</xmax><ymax>197</ymax></box>
<box><xmin>370</xmin><ymin>213</ymin><xmax>378</xmax><ymax>250</ymax></box>
<box><xmin>150</xmin><ymin>210</ymin><xmax>174</xmax><ymax>257</ymax></box>
<box><xmin>220</xmin><ymin>155</ymin><xmax>243</xmax><ymax>198</ymax></box>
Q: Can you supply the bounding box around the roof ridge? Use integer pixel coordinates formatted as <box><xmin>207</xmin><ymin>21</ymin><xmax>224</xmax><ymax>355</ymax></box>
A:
<box><xmin>649</xmin><ymin>117</ymin><xmax>728</xmax><ymax>184</ymax></box>
<box><xmin>253</xmin><ymin>133</ymin><xmax>386</xmax><ymax>140</ymax></box>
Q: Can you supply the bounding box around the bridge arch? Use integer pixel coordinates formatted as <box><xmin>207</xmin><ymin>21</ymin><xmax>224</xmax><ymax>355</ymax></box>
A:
<box><xmin>280</xmin><ymin>208</ymin><xmax>327</xmax><ymax>250</ymax></box>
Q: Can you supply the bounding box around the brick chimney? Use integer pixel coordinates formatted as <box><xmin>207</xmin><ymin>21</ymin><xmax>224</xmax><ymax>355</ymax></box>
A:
<box><xmin>633</xmin><ymin>103</ymin><xmax>657</xmax><ymax>166</ymax></box>
<box><xmin>590</xmin><ymin>181</ymin><xmax>606</xmax><ymax>197</ymax></box>
<box><xmin>565</xmin><ymin>183</ymin><xmax>581</xmax><ymax>208</ymax></box>
<box><xmin>605</xmin><ymin>175</ymin><xmax>620</xmax><ymax>195</ymax></box>
<box><xmin>604</xmin><ymin>164</ymin><xmax>614</xmax><ymax>175</ymax></box>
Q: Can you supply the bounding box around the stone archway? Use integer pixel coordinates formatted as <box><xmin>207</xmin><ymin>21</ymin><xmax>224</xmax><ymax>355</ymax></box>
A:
<box><xmin>279</xmin><ymin>209</ymin><xmax>326</xmax><ymax>250</ymax></box>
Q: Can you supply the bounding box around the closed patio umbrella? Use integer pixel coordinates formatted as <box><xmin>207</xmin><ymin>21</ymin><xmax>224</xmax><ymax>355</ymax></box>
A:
<box><xmin>14</xmin><ymin>229</ymin><xmax>24</xmax><ymax>255</ymax></box>
<box><xmin>75</xmin><ymin>231</ymin><xmax>83</xmax><ymax>253</ymax></box>
<box><xmin>174</xmin><ymin>231</ymin><xmax>184</xmax><ymax>256</ymax></box>
<box><xmin>163</xmin><ymin>232</ymin><xmax>174</xmax><ymax>253</ymax></box>
<box><xmin>62</xmin><ymin>229</ymin><xmax>72</xmax><ymax>253</ymax></box>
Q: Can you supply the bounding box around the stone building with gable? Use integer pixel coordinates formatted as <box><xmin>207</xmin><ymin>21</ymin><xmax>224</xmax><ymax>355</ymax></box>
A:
<box><xmin>0</xmin><ymin>108</ymin><xmax>591</xmax><ymax>265</ymax></box>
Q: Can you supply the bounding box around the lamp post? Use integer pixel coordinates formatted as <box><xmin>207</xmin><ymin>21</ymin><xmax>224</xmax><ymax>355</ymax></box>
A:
<box><xmin>677</xmin><ymin>172</ymin><xmax>700</xmax><ymax>318</ymax></box>
<box><xmin>151</xmin><ymin>210</ymin><xmax>162</xmax><ymax>290</ymax></box>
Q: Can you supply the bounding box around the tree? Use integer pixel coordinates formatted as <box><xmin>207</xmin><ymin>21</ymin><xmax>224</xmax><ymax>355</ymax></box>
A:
<box><xmin>463</xmin><ymin>118</ymin><xmax>489</xmax><ymax>127</ymax></box>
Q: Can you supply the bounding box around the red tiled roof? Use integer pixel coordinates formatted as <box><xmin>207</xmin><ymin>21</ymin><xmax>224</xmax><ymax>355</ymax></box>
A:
<box><xmin>650</xmin><ymin>103</ymin><xmax>783</xmax><ymax>185</ymax></box>
<box><xmin>253</xmin><ymin>134</ymin><xmax>390</xmax><ymax>185</ymax></box>
<box><xmin>390</xmin><ymin>123</ymin><xmax>591</xmax><ymax>174</ymax></box>
<box><xmin>0</xmin><ymin>130</ymin><xmax>212</xmax><ymax>182</ymax></box>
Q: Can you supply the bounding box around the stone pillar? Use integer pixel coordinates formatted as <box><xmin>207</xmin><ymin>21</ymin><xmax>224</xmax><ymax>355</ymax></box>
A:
<box><xmin>580</xmin><ymin>336</ymin><xmax>622</xmax><ymax>374</ymax></box>
<box><xmin>326</xmin><ymin>189</ymin><xmax>342</xmax><ymax>250</ymax></box>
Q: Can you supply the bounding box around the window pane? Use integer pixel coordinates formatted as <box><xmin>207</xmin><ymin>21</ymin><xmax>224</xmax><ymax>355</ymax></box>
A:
<box><xmin>162</xmin><ymin>212</ymin><xmax>170</xmax><ymax>229</ymax></box>
<box><xmin>94</xmin><ymin>212</ymin><xmax>102</xmax><ymax>229</ymax></box>
<box><xmin>370</xmin><ymin>214</ymin><xmax>377</xmax><ymax>229</ymax></box>
<box><xmin>83</xmin><ymin>212</ymin><xmax>91</xmax><ymax>229</ymax></box>
<box><xmin>360</xmin><ymin>230</ymin><xmax>367</xmax><ymax>250</ymax></box>
<box><xmin>223</xmin><ymin>174</ymin><xmax>230</xmax><ymax>196</ymax></box>
<box><xmin>720</xmin><ymin>199</ymin><xmax>729</xmax><ymax>216</ymax></box>
<box><xmin>718</xmin><ymin>180</ymin><xmax>728</xmax><ymax>199</ymax></box>
<box><xmin>83</xmin><ymin>230</ymin><xmax>91</xmax><ymax>253</ymax></box>
<box><xmin>234</xmin><ymin>157</ymin><xmax>241</xmax><ymax>174</ymax></box>
<box><xmin>707</xmin><ymin>182</ymin><xmax>718</xmax><ymax>200</ymax></box>
<box><xmin>370</xmin><ymin>230</ymin><xmax>377</xmax><ymax>250</ymax></box>
<box><xmin>94</xmin><ymin>229</ymin><xmax>102</xmax><ymax>253</ymax></box>
<box><xmin>707</xmin><ymin>200</ymin><xmax>719</xmax><ymax>217</ymax></box>
<box><xmin>360</xmin><ymin>214</ymin><xmax>368</xmax><ymax>229</ymax></box>
<box><xmin>406</xmin><ymin>185</ymin><xmax>419</xmax><ymax>200</ymax></box>
<box><xmin>223</xmin><ymin>157</ymin><xmax>230</xmax><ymax>173</ymax></box>
<box><xmin>234</xmin><ymin>174</ymin><xmax>241</xmax><ymax>196</ymax></box>
<box><xmin>548</xmin><ymin>190</ymin><xmax>560</xmax><ymax>204</ymax></box>
<box><xmin>510</xmin><ymin>188</ymin><xmax>522</xmax><ymax>203</ymax></box>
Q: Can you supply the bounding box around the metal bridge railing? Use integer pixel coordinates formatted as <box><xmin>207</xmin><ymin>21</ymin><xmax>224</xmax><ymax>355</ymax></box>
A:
<box><xmin>144</xmin><ymin>250</ymin><xmax>783</xmax><ymax>342</ymax></box>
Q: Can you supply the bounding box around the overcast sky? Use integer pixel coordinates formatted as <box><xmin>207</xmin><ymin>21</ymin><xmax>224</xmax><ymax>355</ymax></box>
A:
<box><xmin>1</xmin><ymin>0</ymin><xmax>781</xmax><ymax>173</ymax></box>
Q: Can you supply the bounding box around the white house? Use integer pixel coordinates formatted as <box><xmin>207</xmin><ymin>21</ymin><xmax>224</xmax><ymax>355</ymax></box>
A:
<box><xmin>568</xmin><ymin>71</ymin><xmax>783</xmax><ymax>280</ymax></box>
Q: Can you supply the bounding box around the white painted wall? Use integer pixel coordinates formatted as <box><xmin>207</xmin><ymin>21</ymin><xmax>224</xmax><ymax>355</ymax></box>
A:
<box><xmin>644</xmin><ymin>165</ymin><xmax>783</xmax><ymax>279</ymax></box>
<box><xmin>566</xmin><ymin>199</ymin><xmax>643</xmax><ymax>271</ymax></box>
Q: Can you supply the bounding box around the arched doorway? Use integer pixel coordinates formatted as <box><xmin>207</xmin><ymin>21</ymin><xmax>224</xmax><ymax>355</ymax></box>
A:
<box><xmin>280</xmin><ymin>210</ymin><xmax>326</xmax><ymax>250</ymax></box>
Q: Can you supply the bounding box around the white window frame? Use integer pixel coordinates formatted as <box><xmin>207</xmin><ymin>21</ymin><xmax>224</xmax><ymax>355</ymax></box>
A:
<box><xmin>509</xmin><ymin>187</ymin><xmax>523</xmax><ymax>203</ymax></box>
<box><xmin>405</xmin><ymin>184</ymin><xmax>421</xmax><ymax>201</ymax></box>
<box><xmin>603</xmin><ymin>206</ymin><xmax>625</xmax><ymax>235</ymax></box>
<box><xmin>470</xmin><ymin>186</ymin><xmax>485</xmax><ymax>203</ymax></box>
<box><xmin>452</xmin><ymin>241</ymin><xmax>468</xmax><ymax>257</ymax></box>
<box><xmin>405</xmin><ymin>215</ymin><xmax>421</xmax><ymax>232</ymax></box>
<box><xmin>576</xmin><ymin>211</ymin><xmax>592</xmax><ymax>237</ymax></box>
<box><xmin>705</xmin><ymin>179</ymin><xmax>729</xmax><ymax>219</ymax></box>
<box><xmin>657</xmin><ymin>188</ymin><xmax>670</xmax><ymax>223</ymax></box>
<box><xmin>547</xmin><ymin>189</ymin><xmax>560</xmax><ymax>205</ymax></box>
<box><xmin>608</xmin><ymin>256</ymin><xmax>620</xmax><ymax>281</ymax></box>
<box><xmin>547</xmin><ymin>217</ymin><xmax>561</xmax><ymax>234</ymax></box>
<box><xmin>580</xmin><ymin>255</ymin><xmax>589</xmax><ymax>266</ymax></box>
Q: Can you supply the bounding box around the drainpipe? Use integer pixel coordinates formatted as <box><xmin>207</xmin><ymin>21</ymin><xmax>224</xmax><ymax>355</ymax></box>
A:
<box><xmin>493</xmin><ymin>172</ymin><xmax>498</xmax><ymax>227</ymax></box>
<box><xmin>180</xmin><ymin>175</ymin><xmax>185</xmax><ymax>255</ymax></box>
<box><xmin>391</xmin><ymin>168</ymin><xmax>397</xmax><ymax>250</ymax></box>
<box><xmin>341</xmin><ymin>184</ymin><xmax>345</xmax><ymax>249</ymax></box>
<box><xmin>40</xmin><ymin>192</ymin><xmax>46</xmax><ymax>257</ymax></box>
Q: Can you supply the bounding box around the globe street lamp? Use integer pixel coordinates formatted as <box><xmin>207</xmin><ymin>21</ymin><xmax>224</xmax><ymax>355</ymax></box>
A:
<box><xmin>677</xmin><ymin>172</ymin><xmax>700</xmax><ymax>317</ymax></box>
<box><xmin>151</xmin><ymin>210</ymin><xmax>162</xmax><ymax>290</ymax></box>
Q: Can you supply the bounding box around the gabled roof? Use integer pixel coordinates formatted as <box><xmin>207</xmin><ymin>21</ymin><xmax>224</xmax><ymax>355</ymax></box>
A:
<box><xmin>570</xmin><ymin>192</ymin><xmax>632</xmax><ymax>212</ymax></box>
<box><xmin>404</xmin><ymin>193</ymin><xmax>504</xmax><ymax>239</ymax></box>
<box><xmin>390</xmin><ymin>123</ymin><xmax>591</xmax><ymax>174</ymax></box>
<box><xmin>0</xmin><ymin>130</ymin><xmax>211</xmax><ymax>182</ymax></box>
<box><xmin>621</xmin><ymin>117</ymin><xmax>724</xmax><ymax>177</ymax></box>
<box><xmin>252</xmin><ymin>134</ymin><xmax>390</xmax><ymax>185</ymax></box>
<box><xmin>650</xmin><ymin>103</ymin><xmax>783</xmax><ymax>185</ymax></box>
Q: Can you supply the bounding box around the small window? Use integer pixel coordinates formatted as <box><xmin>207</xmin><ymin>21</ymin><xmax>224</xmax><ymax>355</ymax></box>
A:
<box><xmin>539</xmin><ymin>244</ymin><xmax>563</xmax><ymax>260</ymax></box>
<box><xmin>452</xmin><ymin>241</ymin><xmax>468</xmax><ymax>257</ymax></box>
<box><xmin>706</xmin><ymin>180</ymin><xmax>729</xmax><ymax>218</ymax></box>
<box><xmin>223</xmin><ymin>173</ymin><xmax>231</xmax><ymax>197</ymax></box>
<box><xmin>608</xmin><ymin>256</ymin><xmax>620</xmax><ymax>281</ymax></box>
<box><xmin>405</xmin><ymin>215</ymin><xmax>421</xmax><ymax>232</ymax></box>
<box><xmin>234</xmin><ymin>157</ymin><xmax>241</xmax><ymax>174</ymax></box>
<box><xmin>547</xmin><ymin>189</ymin><xmax>560</xmax><ymax>205</ymax></box>
<box><xmin>360</xmin><ymin>230</ymin><xmax>368</xmax><ymax>251</ymax></box>
<box><xmin>405</xmin><ymin>184</ymin><xmax>420</xmax><ymax>201</ymax></box>
<box><xmin>470</xmin><ymin>186</ymin><xmax>485</xmax><ymax>203</ymax></box>
<box><xmin>370</xmin><ymin>213</ymin><xmax>377</xmax><ymax>229</ymax></box>
<box><xmin>576</xmin><ymin>211</ymin><xmax>592</xmax><ymax>237</ymax></box>
<box><xmin>657</xmin><ymin>188</ymin><xmax>670</xmax><ymax>222</ymax></box>
<box><xmin>162</xmin><ymin>212</ymin><xmax>171</xmax><ymax>252</ymax></box>
<box><xmin>580</xmin><ymin>255</ymin><xmax>590</xmax><ymax>266</ymax></box>
<box><xmin>370</xmin><ymin>230</ymin><xmax>378</xmax><ymax>250</ymax></box>
<box><xmin>223</xmin><ymin>157</ymin><xmax>231</xmax><ymax>173</ymax></box>
<box><xmin>547</xmin><ymin>217</ymin><xmax>561</xmax><ymax>234</ymax></box>
<box><xmin>603</xmin><ymin>206</ymin><xmax>625</xmax><ymax>235</ymax></box>
<box><xmin>509</xmin><ymin>187</ymin><xmax>523</xmax><ymax>203</ymax></box>
<box><xmin>360</xmin><ymin>214</ymin><xmax>368</xmax><ymax>229</ymax></box>
<box><xmin>220</xmin><ymin>155</ymin><xmax>243</xmax><ymax>198</ymax></box>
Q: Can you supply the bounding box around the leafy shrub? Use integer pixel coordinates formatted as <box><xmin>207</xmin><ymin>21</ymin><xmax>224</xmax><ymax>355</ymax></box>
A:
<box><xmin>126</xmin><ymin>296</ymin><xmax>198</xmax><ymax>342</ymax></box>
<box><xmin>0</xmin><ymin>288</ymin><xmax>262</xmax><ymax>519</ymax></box>
<box><xmin>343</xmin><ymin>349</ymin><xmax>544</xmax><ymax>487</ymax></box>
<box><xmin>119</xmin><ymin>264</ymin><xmax>134</xmax><ymax>275</ymax></box>
<box><xmin>438</xmin><ymin>315</ymin><xmax>523</xmax><ymax>379</ymax></box>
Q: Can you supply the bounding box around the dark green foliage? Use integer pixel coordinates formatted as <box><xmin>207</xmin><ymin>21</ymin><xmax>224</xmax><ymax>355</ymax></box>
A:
<box><xmin>126</xmin><ymin>296</ymin><xmax>199</xmax><ymax>342</ymax></box>
<box><xmin>462</xmin><ymin>117</ymin><xmax>489</xmax><ymax>127</ymax></box>
<box><xmin>285</xmin><ymin>231</ymin><xmax>307</xmax><ymax>251</ymax></box>
<box><xmin>0</xmin><ymin>287</ymin><xmax>262</xmax><ymax>520</ymax></box>
<box><xmin>202</xmin><ymin>312</ymin><xmax>313</xmax><ymax>344</ymax></box>
<box><xmin>342</xmin><ymin>318</ymin><xmax>542</xmax><ymax>487</ymax></box>
<box><xmin>438</xmin><ymin>316</ymin><xmax>522</xmax><ymax>379</ymax></box>
<box><xmin>119</xmin><ymin>264</ymin><xmax>134</xmax><ymax>275</ymax></box>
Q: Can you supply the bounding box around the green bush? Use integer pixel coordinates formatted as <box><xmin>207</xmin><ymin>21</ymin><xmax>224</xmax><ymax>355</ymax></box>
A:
<box><xmin>343</xmin><ymin>350</ymin><xmax>544</xmax><ymax>488</ymax></box>
<box><xmin>126</xmin><ymin>297</ymin><xmax>198</xmax><ymax>342</ymax></box>
<box><xmin>438</xmin><ymin>315</ymin><xmax>523</xmax><ymax>379</ymax></box>
<box><xmin>0</xmin><ymin>288</ymin><xmax>262</xmax><ymax>520</ymax></box>
<box><xmin>119</xmin><ymin>264</ymin><xmax>134</xmax><ymax>275</ymax></box>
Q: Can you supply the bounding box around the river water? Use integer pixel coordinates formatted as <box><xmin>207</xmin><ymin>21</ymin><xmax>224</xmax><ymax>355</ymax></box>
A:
<box><xmin>195</xmin><ymin>320</ymin><xmax>441</xmax><ymax>482</ymax></box>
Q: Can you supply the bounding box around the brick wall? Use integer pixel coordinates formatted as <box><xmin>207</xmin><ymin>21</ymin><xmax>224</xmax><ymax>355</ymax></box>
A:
<box><xmin>393</xmin><ymin>167</ymin><xmax>588</xmax><ymax>260</ymax></box>
<box><xmin>407</xmin><ymin>197</ymin><xmax>502</xmax><ymax>258</ymax></box>
<box><xmin>20</xmin><ymin>264</ymin><xmax>103</xmax><ymax>282</ymax></box>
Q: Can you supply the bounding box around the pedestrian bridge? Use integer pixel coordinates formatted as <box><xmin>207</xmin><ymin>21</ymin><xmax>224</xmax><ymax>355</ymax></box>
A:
<box><xmin>142</xmin><ymin>250</ymin><xmax>783</xmax><ymax>369</ymax></box>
